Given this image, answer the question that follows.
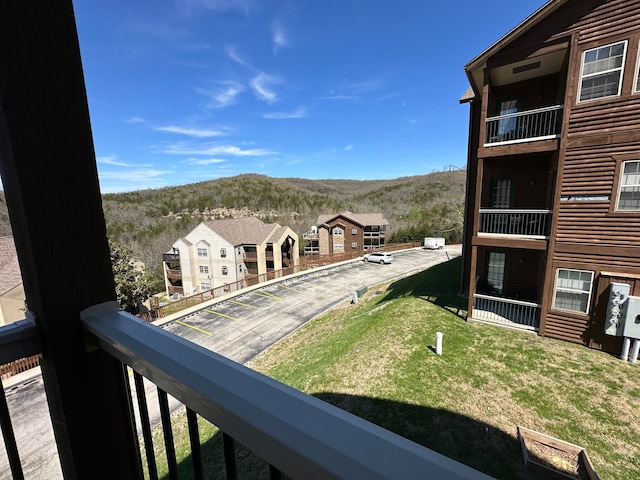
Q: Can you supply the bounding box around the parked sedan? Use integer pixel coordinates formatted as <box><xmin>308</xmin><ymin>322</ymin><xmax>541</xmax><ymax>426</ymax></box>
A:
<box><xmin>363</xmin><ymin>251</ymin><xmax>393</xmax><ymax>264</ymax></box>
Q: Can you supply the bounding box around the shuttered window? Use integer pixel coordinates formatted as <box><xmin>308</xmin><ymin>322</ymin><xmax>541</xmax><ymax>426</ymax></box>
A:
<box><xmin>552</xmin><ymin>269</ymin><xmax>594</xmax><ymax>314</ymax></box>
<box><xmin>578</xmin><ymin>41</ymin><xmax>627</xmax><ymax>102</ymax></box>
<box><xmin>617</xmin><ymin>160</ymin><xmax>640</xmax><ymax>211</ymax></box>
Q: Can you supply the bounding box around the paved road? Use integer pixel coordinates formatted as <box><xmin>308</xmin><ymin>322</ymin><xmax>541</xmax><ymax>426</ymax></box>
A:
<box><xmin>0</xmin><ymin>246</ymin><xmax>461</xmax><ymax>478</ymax></box>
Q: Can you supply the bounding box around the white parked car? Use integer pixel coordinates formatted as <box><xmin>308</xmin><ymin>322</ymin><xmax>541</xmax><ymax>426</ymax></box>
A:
<box><xmin>363</xmin><ymin>251</ymin><xmax>393</xmax><ymax>264</ymax></box>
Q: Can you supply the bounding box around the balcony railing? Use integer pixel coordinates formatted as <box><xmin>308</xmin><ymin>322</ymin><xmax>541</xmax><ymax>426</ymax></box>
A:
<box><xmin>478</xmin><ymin>209</ymin><xmax>551</xmax><ymax>238</ymax></box>
<box><xmin>162</xmin><ymin>253</ymin><xmax>180</xmax><ymax>262</ymax></box>
<box><xmin>484</xmin><ymin>105</ymin><xmax>563</xmax><ymax>146</ymax></box>
<box><xmin>165</xmin><ymin>268</ymin><xmax>182</xmax><ymax>281</ymax></box>
<box><xmin>472</xmin><ymin>294</ymin><xmax>540</xmax><ymax>330</ymax></box>
<box><xmin>80</xmin><ymin>302</ymin><xmax>491</xmax><ymax>480</ymax></box>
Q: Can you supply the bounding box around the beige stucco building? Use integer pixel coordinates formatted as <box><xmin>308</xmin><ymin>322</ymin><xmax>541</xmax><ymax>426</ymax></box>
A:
<box><xmin>163</xmin><ymin>217</ymin><xmax>299</xmax><ymax>296</ymax></box>
<box><xmin>0</xmin><ymin>236</ymin><xmax>26</xmax><ymax>325</ymax></box>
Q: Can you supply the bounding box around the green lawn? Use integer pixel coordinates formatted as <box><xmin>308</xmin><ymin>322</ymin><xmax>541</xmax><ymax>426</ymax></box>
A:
<box><xmin>150</xmin><ymin>257</ymin><xmax>640</xmax><ymax>479</ymax></box>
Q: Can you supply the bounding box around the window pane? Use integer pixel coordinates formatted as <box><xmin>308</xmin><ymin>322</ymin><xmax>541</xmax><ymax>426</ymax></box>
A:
<box><xmin>487</xmin><ymin>252</ymin><xmax>506</xmax><ymax>294</ymax></box>
<box><xmin>618</xmin><ymin>161</ymin><xmax>640</xmax><ymax>210</ymax></box>
<box><xmin>553</xmin><ymin>268</ymin><xmax>593</xmax><ymax>313</ymax></box>
<box><xmin>579</xmin><ymin>41</ymin><xmax>626</xmax><ymax>101</ymax></box>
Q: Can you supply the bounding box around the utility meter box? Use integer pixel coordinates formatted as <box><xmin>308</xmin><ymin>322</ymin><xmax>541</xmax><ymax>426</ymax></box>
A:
<box><xmin>605</xmin><ymin>282</ymin><xmax>630</xmax><ymax>337</ymax></box>
<box><xmin>623</xmin><ymin>296</ymin><xmax>640</xmax><ymax>339</ymax></box>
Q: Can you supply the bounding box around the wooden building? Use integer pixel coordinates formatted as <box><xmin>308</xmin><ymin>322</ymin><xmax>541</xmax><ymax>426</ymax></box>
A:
<box><xmin>461</xmin><ymin>0</ymin><xmax>640</xmax><ymax>353</ymax></box>
<box><xmin>303</xmin><ymin>211</ymin><xmax>388</xmax><ymax>255</ymax></box>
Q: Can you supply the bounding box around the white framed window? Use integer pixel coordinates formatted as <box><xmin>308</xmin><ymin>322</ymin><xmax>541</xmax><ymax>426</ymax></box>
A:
<box><xmin>220</xmin><ymin>248</ymin><xmax>227</xmax><ymax>258</ymax></box>
<box><xmin>351</xmin><ymin>228</ymin><xmax>357</xmax><ymax>235</ymax></box>
<box><xmin>197</xmin><ymin>247</ymin><xmax>208</xmax><ymax>257</ymax></box>
<box><xmin>578</xmin><ymin>41</ymin><xmax>627</xmax><ymax>102</ymax></box>
<box><xmin>351</xmin><ymin>242</ymin><xmax>358</xmax><ymax>249</ymax></box>
<box><xmin>634</xmin><ymin>40</ymin><xmax>640</xmax><ymax>93</ymax></box>
<box><xmin>491</xmin><ymin>178</ymin><xmax>511</xmax><ymax>208</ymax></box>
<box><xmin>221</xmin><ymin>266</ymin><xmax>228</xmax><ymax>275</ymax></box>
<box><xmin>553</xmin><ymin>269</ymin><xmax>594</xmax><ymax>314</ymax></box>
<box><xmin>200</xmin><ymin>282</ymin><xmax>211</xmax><ymax>290</ymax></box>
<box><xmin>333</xmin><ymin>242</ymin><xmax>343</xmax><ymax>250</ymax></box>
<box><xmin>616</xmin><ymin>160</ymin><xmax>640</xmax><ymax>211</ymax></box>
<box><xmin>333</xmin><ymin>227</ymin><xmax>344</xmax><ymax>235</ymax></box>
<box><xmin>486</xmin><ymin>252</ymin><xmax>506</xmax><ymax>295</ymax></box>
<box><xmin>199</xmin><ymin>265</ymin><xmax>209</xmax><ymax>274</ymax></box>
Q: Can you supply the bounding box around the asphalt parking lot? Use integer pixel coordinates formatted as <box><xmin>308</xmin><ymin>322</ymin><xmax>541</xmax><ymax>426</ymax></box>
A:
<box><xmin>162</xmin><ymin>246</ymin><xmax>460</xmax><ymax>363</ymax></box>
<box><xmin>0</xmin><ymin>245</ymin><xmax>461</xmax><ymax>479</ymax></box>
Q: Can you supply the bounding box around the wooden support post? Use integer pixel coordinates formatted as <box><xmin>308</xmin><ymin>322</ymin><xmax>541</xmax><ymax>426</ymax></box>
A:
<box><xmin>0</xmin><ymin>2</ymin><xmax>142</xmax><ymax>478</ymax></box>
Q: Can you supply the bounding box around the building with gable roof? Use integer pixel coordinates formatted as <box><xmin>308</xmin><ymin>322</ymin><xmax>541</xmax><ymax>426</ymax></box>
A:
<box><xmin>0</xmin><ymin>236</ymin><xmax>25</xmax><ymax>325</ymax></box>
<box><xmin>163</xmin><ymin>217</ymin><xmax>299</xmax><ymax>296</ymax></box>
<box><xmin>303</xmin><ymin>211</ymin><xmax>389</xmax><ymax>255</ymax></box>
<box><xmin>461</xmin><ymin>0</ymin><xmax>640</xmax><ymax>353</ymax></box>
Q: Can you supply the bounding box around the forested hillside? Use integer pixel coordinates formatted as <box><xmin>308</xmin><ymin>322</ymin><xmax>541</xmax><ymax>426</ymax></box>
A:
<box><xmin>0</xmin><ymin>170</ymin><xmax>466</xmax><ymax>287</ymax></box>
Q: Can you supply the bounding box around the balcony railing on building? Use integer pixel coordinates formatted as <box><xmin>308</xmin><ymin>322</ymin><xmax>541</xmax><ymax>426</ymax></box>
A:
<box><xmin>472</xmin><ymin>294</ymin><xmax>541</xmax><ymax>330</ymax></box>
<box><xmin>485</xmin><ymin>105</ymin><xmax>562</xmax><ymax>146</ymax></box>
<box><xmin>165</xmin><ymin>268</ymin><xmax>182</xmax><ymax>281</ymax></box>
<box><xmin>0</xmin><ymin>306</ymin><xmax>493</xmax><ymax>480</ymax></box>
<box><xmin>478</xmin><ymin>209</ymin><xmax>551</xmax><ymax>238</ymax></box>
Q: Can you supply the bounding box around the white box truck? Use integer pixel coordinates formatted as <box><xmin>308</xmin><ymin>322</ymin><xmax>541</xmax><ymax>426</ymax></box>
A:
<box><xmin>424</xmin><ymin>237</ymin><xmax>445</xmax><ymax>250</ymax></box>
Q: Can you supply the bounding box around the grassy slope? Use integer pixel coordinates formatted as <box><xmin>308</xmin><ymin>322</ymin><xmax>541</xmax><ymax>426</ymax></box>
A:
<box><xmin>251</xmin><ymin>258</ymin><xmax>640</xmax><ymax>479</ymax></box>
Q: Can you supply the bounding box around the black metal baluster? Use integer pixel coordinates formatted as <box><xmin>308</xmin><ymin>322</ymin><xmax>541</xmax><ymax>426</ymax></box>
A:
<box><xmin>134</xmin><ymin>372</ymin><xmax>158</xmax><ymax>480</ymax></box>
<box><xmin>222</xmin><ymin>432</ymin><xmax>237</xmax><ymax>480</ymax></box>
<box><xmin>158</xmin><ymin>388</ymin><xmax>178</xmax><ymax>480</ymax></box>
<box><xmin>186</xmin><ymin>408</ymin><xmax>204</xmax><ymax>480</ymax></box>
<box><xmin>0</xmin><ymin>377</ymin><xmax>24</xmax><ymax>480</ymax></box>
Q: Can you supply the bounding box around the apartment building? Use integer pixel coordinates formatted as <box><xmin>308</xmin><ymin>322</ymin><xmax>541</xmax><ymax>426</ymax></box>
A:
<box><xmin>163</xmin><ymin>217</ymin><xmax>299</xmax><ymax>296</ymax></box>
<box><xmin>461</xmin><ymin>0</ymin><xmax>640</xmax><ymax>353</ymax></box>
<box><xmin>303</xmin><ymin>211</ymin><xmax>388</xmax><ymax>255</ymax></box>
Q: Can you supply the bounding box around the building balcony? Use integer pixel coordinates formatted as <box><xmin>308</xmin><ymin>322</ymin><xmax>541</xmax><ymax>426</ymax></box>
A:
<box><xmin>162</xmin><ymin>252</ymin><xmax>180</xmax><ymax>262</ymax></box>
<box><xmin>167</xmin><ymin>285</ymin><xmax>184</xmax><ymax>296</ymax></box>
<box><xmin>165</xmin><ymin>268</ymin><xmax>182</xmax><ymax>281</ymax></box>
<box><xmin>471</xmin><ymin>294</ymin><xmax>541</xmax><ymax>331</ymax></box>
<box><xmin>244</xmin><ymin>254</ymin><xmax>258</xmax><ymax>262</ymax></box>
<box><xmin>302</xmin><ymin>231</ymin><xmax>318</xmax><ymax>240</ymax></box>
<box><xmin>478</xmin><ymin>209</ymin><xmax>551</xmax><ymax>238</ymax></box>
<box><xmin>0</xmin><ymin>305</ymin><xmax>492</xmax><ymax>479</ymax></box>
<box><xmin>484</xmin><ymin>105</ymin><xmax>562</xmax><ymax>146</ymax></box>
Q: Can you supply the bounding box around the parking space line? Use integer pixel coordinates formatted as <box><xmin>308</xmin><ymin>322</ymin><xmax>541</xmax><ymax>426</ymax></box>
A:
<box><xmin>249</xmin><ymin>290</ymin><xmax>282</xmax><ymax>301</ymax></box>
<box><xmin>279</xmin><ymin>284</ymin><xmax>302</xmax><ymax>293</ymax></box>
<box><xmin>228</xmin><ymin>300</ymin><xmax>263</xmax><ymax>310</ymax></box>
<box><xmin>205</xmin><ymin>309</ymin><xmax>238</xmax><ymax>321</ymax></box>
<box><xmin>175</xmin><ymin>320</ymin><xmax>212</xmax><ymax>335</ymax></box>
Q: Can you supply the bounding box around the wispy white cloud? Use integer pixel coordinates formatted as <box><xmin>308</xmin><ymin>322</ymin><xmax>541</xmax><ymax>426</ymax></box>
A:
<box><xmin>177</xmin><ymin>0</ymin><xmax>253</xmax><ymax>15</ymax></box>
<box><xmin>271</xmin><ymin>20</ymin><xmax>288</xmax><ymax>53</ymax></box>
<box><xmin>226</xmin><ymin>45</ymin><xmax>255</xmax><ymax>70</ymax></box>
<box><xmin>155</xmin><ymin>125</ymin><xmax>228</xmax><ymax>137</ymax></box>
<box><xmin>325</xmin><ymin>78</ymin><xmax>386</xmax><ymax>101</ymax></box>
<box><xmin>196</xmin><ymin>81</ymin><xmax>246</xmax><ymax>109</ymax></box>
<box><xmin>97</xmin><ymin>155</ymin><xmax>132</xmax><ymax>167</ymax></box>
<box><xmin>162</xmin><ymin>143</ymin><xmax>276</xmax><ymax>156</ymax></box>
<box><xmin>250</xmin><ymin>72</ymin><xmax>281</xmax><ymax>104</ymax></box>
<box><xmin>183</xmin><ymin>157</ymin><xmax>227</xmax><ymax>165</ymax></box>
<box><xmin>98</xmin><ymin>168</ymin><xmax>174</xmax><ymax>193</ymax></box>
<box><xmin>126</xmin><ymin>117</ymin><xmax>147</xmax><ymax>124</ymax></box>
<box><xmin>324</xmin><ymin>95</ymin><xmax>358</xmax><ymax>101</ymax></box>
<box><xmin>262</xmin><ymin>107</ymin><xmax>306</xmax><ymax>119</ymax></box>
<box><xmin>344</xmin><ymin>144</ymin><xmax>353</xmax><ymax>151</ymax></box>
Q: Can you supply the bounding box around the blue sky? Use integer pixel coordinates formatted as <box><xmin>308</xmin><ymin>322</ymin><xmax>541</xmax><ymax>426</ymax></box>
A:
<box><xmin>72</xmin><ymin>0</ymin><xmax>547</xmax><ymax>193</ymax></box>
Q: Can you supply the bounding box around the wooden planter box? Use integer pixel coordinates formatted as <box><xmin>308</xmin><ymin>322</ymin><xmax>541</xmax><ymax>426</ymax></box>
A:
<box><xmin>517</xmin><ymin>426</ymin><xmax>600</xmax><ymax>480</ymax></box>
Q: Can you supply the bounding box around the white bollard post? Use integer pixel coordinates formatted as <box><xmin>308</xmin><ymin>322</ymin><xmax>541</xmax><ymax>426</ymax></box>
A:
<box><xmin>621</xmin><ymin>337</ymin><xmax>632</xmax><ymax>361</ymax></box>
<box><xmin>435</xmin><ymin>332</ymin><xmax>443</xmax><ymax>355</ymax></box>
<box><xmin>352</xmin><ymin>292</ymin><xmax>358</xmax><ymax>304</ymax></box>
<box><xmin>630</xmin><ymin>339</ymin><xmax>640</xmax><ymax>364</ymax></box>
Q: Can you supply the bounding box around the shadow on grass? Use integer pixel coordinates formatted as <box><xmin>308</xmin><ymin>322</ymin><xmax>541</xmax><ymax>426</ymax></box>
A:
<box><xmin>381</xmin><ymin>256</ymin><xmax>468</xmax><ymax>319</ymax></box>
<box><xmin>162</xmin><ymin>391</ymin><xmax>547</xmax><ymax>480</ymax></box>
